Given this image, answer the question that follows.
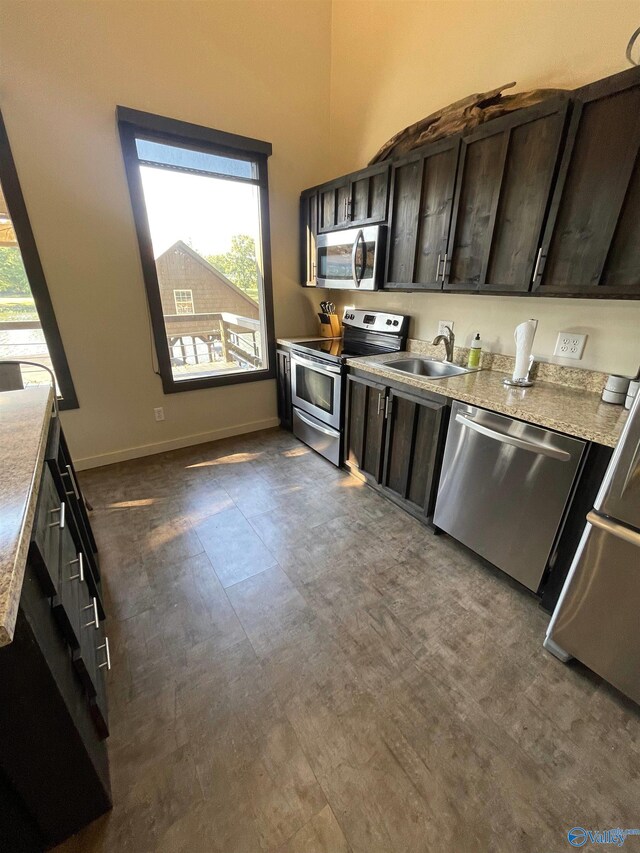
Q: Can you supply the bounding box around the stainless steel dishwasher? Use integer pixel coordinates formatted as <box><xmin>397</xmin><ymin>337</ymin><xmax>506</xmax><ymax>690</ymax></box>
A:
<box><xmin>433</xmin><ymin>401</ymin><xmax>586</xmax><ymax>591</ymax></box>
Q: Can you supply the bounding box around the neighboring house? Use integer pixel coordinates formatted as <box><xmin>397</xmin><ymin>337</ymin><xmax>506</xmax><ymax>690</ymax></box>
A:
<box><xmin>155</xmin><ymin>240</ymin><xmax>259</xmax><ymax>320</ymax></box>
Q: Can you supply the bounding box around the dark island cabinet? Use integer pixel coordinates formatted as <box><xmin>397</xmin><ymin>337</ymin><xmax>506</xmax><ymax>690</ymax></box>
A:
<box><xmin>535</xmin><ymin>67</ymin><xmax>640</xmax><ymax>297</ymax></box>
<box><xmin>276</xmin><ymin>347</ymin><xmax>292</xmax><ymax>430</ymax></box>
<box><xmin>386</xmin><ymin>136</ymin><xmax>460</xmax><ymax>289</ymax></box>
<box><xmin>345</xmin><ymin>373</ymin><xmax>449</xmax><ymax>522</ymax></box>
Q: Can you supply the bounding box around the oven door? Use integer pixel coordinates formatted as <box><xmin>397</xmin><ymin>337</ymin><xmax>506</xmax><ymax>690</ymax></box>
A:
<box><xmin>290</xmin><ymin>353</ymin><xmax>342</xmax><ymax>430</ymax></box>
<box><xmin>316</xmin><ymin>225</ymin><xmax>385</xmax><ymax>290</ymax></box>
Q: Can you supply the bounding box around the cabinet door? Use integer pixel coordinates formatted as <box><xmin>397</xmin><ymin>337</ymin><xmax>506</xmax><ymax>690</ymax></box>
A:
<box><xmin>535</xmin><ymin>68</ymin><xmax>640</xmax><ymax>296</ymax></box>
<box><xmin>276</xmin><ymin>349</ymin><xmax>292</xmax><ymax>431</ymax></box>
<box><xmin>299</xmin><ymin>191</ymin><xmax>318</xmax><ymax>286</ymax></box>
<box><xmin>381</xmin><ymin>389</ymin><xmax>447</xmax><ymax>519</ymax></box>
<box><xmin>445</xmin><ymin>97</ymin><xmax>569</xmax><ymax>292</ymax></box>
<box><xmin>385</xmin><ymin>138</ymin><xmax>460</xmax><ymax>290</ymax></box>
<box><xmin>413</xmin><ymin>137</ymin><xmax>460</xmax><ymax>290</ymax></box>
<box><xmin>351</xmin><ymin>163</ymin><xmax>390</xmax><ymax>225</ymax></box>
<box><xmin>385</xmin><ymin>154</ymin><xmax>423</xmax><ymax>286</ymax></box>
<box><xmin>345</xmin><ymin>374</ymin><xmax>387</xmax><ymax>483</ymax></box>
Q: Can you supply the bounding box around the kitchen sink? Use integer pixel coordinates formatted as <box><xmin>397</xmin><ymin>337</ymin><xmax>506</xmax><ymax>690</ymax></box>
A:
<box><xmin>384</xmin><ymin>358</ymin><xmax>476</xmax><ymax>378</ymax></box>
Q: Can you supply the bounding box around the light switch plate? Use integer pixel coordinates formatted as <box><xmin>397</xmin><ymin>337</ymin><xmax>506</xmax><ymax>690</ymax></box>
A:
<box><xmin>554</xmin><ymin>332</ymin><xmax>587</xmax><ymax>360</ymax></box>
<box><xmin>438</xmin><ymin>320</ymin><xmax>454</xmax><ymax>336</ymax></box>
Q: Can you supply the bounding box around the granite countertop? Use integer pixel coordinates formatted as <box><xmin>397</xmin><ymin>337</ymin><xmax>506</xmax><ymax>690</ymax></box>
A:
<box><xmin>0</xmin><ymin>386</ymin><xmax>53</xmax><ymax>646</ymax></box>
<box><xmin>348</xmin><ymin>352</ymin><xmax>628</xmax><ymax>448</ymax></box>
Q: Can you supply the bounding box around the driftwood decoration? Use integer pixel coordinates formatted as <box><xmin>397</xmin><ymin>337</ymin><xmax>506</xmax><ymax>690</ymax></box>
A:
<box><xmin>369</xmin><ymin>83</ymin><xmax>568</xmax><ymax>164</ymax></box>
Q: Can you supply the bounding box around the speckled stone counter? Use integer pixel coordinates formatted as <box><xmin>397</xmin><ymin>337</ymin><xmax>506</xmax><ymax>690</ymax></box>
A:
<box><xmin>348</xmin><ymin>351</ymin><xmax>628</xmax><ymax>448</ymax></box>
<box><xmin>0</xmin><ymin>386</ymin><xmax>53</xmax><ymax>646</ymax></box>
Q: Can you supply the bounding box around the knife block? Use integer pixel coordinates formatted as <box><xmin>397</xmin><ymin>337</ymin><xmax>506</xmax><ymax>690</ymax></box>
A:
<box><xmin>318</xmin><ymin>313</ymin><xmax>341</xmax><ymax>337</ymax></box>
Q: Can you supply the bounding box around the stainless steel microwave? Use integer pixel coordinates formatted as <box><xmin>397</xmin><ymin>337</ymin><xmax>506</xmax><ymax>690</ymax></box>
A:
<box><xmin>316</xmin><ymin>225</ymin><xmax>386</xmax><ymax>290</ymax></box>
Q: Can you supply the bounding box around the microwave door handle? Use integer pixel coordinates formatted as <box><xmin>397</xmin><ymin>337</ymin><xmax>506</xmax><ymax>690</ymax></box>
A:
<box><xmin>455</xmin><ymin>413</ymin><xmax>572</xmax><ymax>462</ymax></box>
<box><xmin>352</xmin><ymin>229</ymin><xmax>364</xmax><ymax>287</ymax></box>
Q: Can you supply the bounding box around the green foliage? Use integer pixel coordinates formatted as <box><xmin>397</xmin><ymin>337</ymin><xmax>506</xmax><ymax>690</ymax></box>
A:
<box><xmin>0</xmin><ymin>247</ymin><xmax>31</xmax><ymax>296</ymax></box>
<box><xmin>207</xmin><ymin>234</ymin><xmax>259</xmax><ymax>302</ymax></box>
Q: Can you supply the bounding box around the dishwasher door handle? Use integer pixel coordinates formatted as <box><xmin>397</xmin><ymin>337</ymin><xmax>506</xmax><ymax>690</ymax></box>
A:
<box><xmin>455</xmin><ymin>413</ymin><xmax>572</xmax><ymax>462</ymax></box>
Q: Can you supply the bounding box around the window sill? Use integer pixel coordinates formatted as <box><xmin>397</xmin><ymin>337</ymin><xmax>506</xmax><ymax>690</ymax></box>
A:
<box><xmin>160</xmin><ymin>365</ymin><xmax>275</xmax><ymax>394</ymax></box>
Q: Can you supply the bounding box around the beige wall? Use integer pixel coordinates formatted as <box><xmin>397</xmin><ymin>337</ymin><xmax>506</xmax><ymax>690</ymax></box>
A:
<box><xmin>1</xmin><ymin>0</ymin><xmax>330</xmax><ymax>467</ymax></box>
<box><xmin>327</xmin><ymin>0</ymin><xmax>640</xmax><ymax>375</ymax></box>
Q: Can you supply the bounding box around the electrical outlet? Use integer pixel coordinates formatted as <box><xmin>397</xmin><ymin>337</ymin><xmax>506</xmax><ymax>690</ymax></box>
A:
<box><xmin>154</xmin><ymin>407</ymin><xmax>165</xmax><ymax>422</ymax></box>
<box><xmin>554</xmin><ymin>332</ymin><xmax>587</xmax><ymax>360</ymax></box>
<box><xmin>438</xmin><ymin>320</ymin><xmax>454</xmax><ymax>336</ymax></box>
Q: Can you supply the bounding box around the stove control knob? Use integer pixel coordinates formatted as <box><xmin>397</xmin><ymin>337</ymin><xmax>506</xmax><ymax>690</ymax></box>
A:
<box><xmin>392</xmin><ymin>320</ymin><xmax>399</xmax><ymax>326</ymax></box>
<box><xmin>386</xmin><ymin>319</ymin><xmax>392</xmax><ymax>325</ymax></box>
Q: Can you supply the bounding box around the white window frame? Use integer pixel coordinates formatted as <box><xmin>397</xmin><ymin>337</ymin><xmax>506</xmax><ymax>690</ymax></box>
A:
<box><xmin>173</xmin><ymin>289</ymin><xmax>194</xmax><ymax>315</ymax></box>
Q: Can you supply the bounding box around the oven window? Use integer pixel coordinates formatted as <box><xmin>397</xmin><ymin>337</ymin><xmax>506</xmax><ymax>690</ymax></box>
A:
<box><xmin>295</xmin><ymin>363</ymin><xmax>334</xmax><ymax>414</ymax></box>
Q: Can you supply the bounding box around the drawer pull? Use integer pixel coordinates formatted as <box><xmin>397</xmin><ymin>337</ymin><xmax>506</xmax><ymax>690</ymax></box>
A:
<box><xmin>69</xmin><ymin>553</ymin><xmax>84</xmax><ymax>583</ymax></box>
<box><xmin>48</xmin><ymin>502</ymin><xmax>65</xmax><ymax>529</ymax></box>
<box><xmin>63</xmin><ymin>464</ymin><xmax>80</xmax><ymax>500</ymax></box>
<box><xmin>83</xmin><ymin>597</ymin><xmax>99</xmax><ymax>629</ymax></box>
<box><xmin>97</xmin><ymin>637</ymin><xmax>111</xmax><ymax>671</ymax></box>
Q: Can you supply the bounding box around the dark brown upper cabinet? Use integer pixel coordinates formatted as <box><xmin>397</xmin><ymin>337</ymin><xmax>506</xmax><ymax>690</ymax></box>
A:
<box><xmin>317</xmin><ymin>162</ymin><xmax>390</xmax><ymax>232</ymax></box>
<box><xmin>299</xmin><ymin>189</ymin><xmax>318</xmax><ymax>286</ymax></box>
<box><xmin>534</xmin><ymin>67</ymin><xmax>640</xmax><ymax>297</ymax></box>
<box><xmin>385</xmin><ymin>136</ymin><xmax>460</xmax><ymax>290</ymax></box>
<box><xmin>444</xmin><ymin>97</ymin><xmax>569</xmax><ymax>292</ymax></box>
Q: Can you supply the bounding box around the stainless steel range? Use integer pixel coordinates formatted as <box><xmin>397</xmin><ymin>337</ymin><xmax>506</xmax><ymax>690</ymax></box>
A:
<box><xmin>290</xmin><ymin>308</ymin><xmax>409</xmax><ymax>466</ymax></box>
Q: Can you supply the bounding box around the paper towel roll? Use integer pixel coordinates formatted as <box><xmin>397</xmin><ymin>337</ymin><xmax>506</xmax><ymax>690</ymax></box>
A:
<box><xmin>513</xmin><ymin>319</ymin><xmax>538</xmax><ymax>381</ymax></box>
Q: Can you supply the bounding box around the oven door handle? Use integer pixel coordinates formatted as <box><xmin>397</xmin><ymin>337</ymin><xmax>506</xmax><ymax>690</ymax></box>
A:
<box><xmin>295</xmin><ymin>409</ymin><xmax>340</xmax><ymax>437</ymax></box>
<box><xmin>291</xmin><ymin>355</ymin><xmax>342</xmax><ymax>375</ymax></box>
<box><xmin>351</xmin><ymin>229</ymin><xmax>364</xmax><ymax>288</ymax></box>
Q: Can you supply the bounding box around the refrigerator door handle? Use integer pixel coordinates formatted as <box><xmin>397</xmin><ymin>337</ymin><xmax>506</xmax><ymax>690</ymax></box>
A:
<box><xmin>586</xmin><ymin>510</ymin><xmax>640</xmax><ymax>548</ymax></box>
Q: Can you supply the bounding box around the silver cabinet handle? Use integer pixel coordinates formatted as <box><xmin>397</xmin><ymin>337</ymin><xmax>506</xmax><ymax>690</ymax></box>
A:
<box><xmin>586</xmin><ymin>511</ymin><xmax>640</xmax><ymax>547</ymax></box>
<box><xmin>532</xmin><ymin>247</ymin><xmax>544</xmax><ymax>284</ymax></box>
<box><xmin>83</xmin><ymin>597</ymin><xmax>99</xmax><ymax>629</ymax></box>
<box><xmin>48</xmin><ymin>502</ymin><xmax>65</xmax><ymax>529</ymax></box>
<box><xmin>385</xmin><ymin>396</ymin><xmax>393</xmax><ymax>419</ymax></box>
<box><xmin>441</xmin><ymin>253</ymin><xmax>448</xmax><ymax>282</ymax></box>
<box><xmin>63</xmin><ymin>464</ymin><xmax>80</xmax><ymax>500</ymax></box>
<box><xmin>455</xmin><ymin>413</ymin><xmax>571</xmax><ymax>462</ymax></box>
<box><xmin>68</xmin><ymin>552</ymin><xmax>84</xmax><ymax>583</ymax></box>
<box><xmin>377</xmin><ymin>391</ymin><xmax>384</xmax><ymax>415</ymax></box>
<box><xmin>97</xmin><ymin>637</ymin><xmax>111</xmax><ymax>670</ymax></box>
<box><xmin>436</xmin><ymin>254</ymin><xmax>443</xmax><ymax>281</ymax></box>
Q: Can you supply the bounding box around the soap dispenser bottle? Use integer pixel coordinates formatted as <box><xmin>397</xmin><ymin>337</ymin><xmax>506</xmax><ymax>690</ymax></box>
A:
<box><xmin>467</xmin><ymin>333</ymin><xmax>482</xmax><ymax>368</ymax></box>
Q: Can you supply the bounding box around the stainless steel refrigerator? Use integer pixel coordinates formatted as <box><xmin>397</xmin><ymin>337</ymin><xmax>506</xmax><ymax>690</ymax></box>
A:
<box><xmin>544</xmin><ymin>393</ymin><xmax>640</xmax><ymax>705</ymax></box>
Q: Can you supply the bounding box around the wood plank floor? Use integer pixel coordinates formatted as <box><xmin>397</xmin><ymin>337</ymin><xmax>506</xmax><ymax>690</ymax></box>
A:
<box><xmin>56</xmin><ymin>428</ymin><xmax>640</xmax><ymax>853</ymax></box>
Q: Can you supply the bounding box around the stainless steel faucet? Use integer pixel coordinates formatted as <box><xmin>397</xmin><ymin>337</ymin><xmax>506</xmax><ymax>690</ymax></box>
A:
<box><xmin>432</xmin><ymin>325</ymin><xmax>455</xmax><ymax>362</ymax></box>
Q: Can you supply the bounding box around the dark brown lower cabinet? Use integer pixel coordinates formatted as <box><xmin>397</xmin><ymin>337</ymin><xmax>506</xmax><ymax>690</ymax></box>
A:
<box><xmin>345</xmin><ymin>373</ymin><xmax>449</xmax><ymax>522</ymax></box>
<box><xmin>345</xmin><ymin>374</ymin><xmax>387</xmax><ymax>483</ymax></box>
<box><xmin>276</xmin><ymin>348</ymin><xmax>292</xmax><ymax>430</ymax></box>
<box><xmin>381</xmin><ymin>387</ymin><xmax>448</xmax><ymax>520</ymax></box>
<box><xmin>0</xmin><ymin>414</ymin><xmax>111</xmax><ymax>849</ymax></box>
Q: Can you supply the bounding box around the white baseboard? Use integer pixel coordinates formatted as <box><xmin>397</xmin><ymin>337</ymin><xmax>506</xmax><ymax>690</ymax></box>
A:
<box><xmin>74</xmin><ymin>417</ymin><xmax>281</xmax><ymax>471</ymax></box>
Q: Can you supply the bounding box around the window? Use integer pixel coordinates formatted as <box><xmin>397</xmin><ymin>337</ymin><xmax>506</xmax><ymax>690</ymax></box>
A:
<box><xmin>173</xmin><ymin>289</ymin><xmax>194</xmax><ymax>315</ymax></box>
<box><xmin>0</xmin><ymin>112</ymin><xmax>77</xmax><ymax>407</ymax></box>
<box><xmin>117</xmin><ymin>107</ymin><xmax>275</xmax><ymax>393</ymax></box>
